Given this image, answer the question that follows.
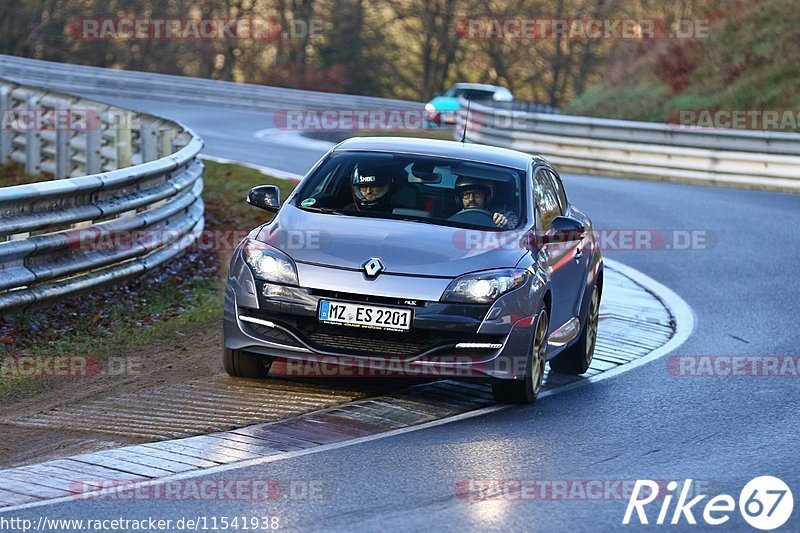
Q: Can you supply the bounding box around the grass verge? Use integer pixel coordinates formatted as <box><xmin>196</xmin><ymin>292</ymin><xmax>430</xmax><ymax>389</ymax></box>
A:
<box><xmin>0</xmin><ymin>160</ymin><xmax>53</xmax><ymax>186</ymax></box>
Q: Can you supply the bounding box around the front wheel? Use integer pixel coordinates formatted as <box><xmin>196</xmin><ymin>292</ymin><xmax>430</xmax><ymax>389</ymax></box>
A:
<box><xmin>549</xmin><ymin>284</ymin><xmax>600</xmax><ymax>375</ymax></box>
<box><xmin>492</xmin><ymin>308</ymin><xmax>549</xmax><ymax>404</ymax></box>
<box><xmin>223</xmin><ymin>348</ymin><xmax>274</xmax><ymax>378</ymax></box>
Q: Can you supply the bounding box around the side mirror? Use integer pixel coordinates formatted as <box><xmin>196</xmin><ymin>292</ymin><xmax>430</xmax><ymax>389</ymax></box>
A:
<box><xmin>247</xmin><ymin>185</ymin><xmax>280</xmax><ymax>213</ymax></box>
<box><xmin>542</xmin><ymin>216</ymin><xmax>586</xmax><ymax>244</ymax></box>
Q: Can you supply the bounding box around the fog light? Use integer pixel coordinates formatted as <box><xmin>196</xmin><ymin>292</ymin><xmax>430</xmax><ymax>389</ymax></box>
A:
<box><xmin>455</xmin><ymin>343</ymin><xmax>503</xmax><ymax>349</ymax></box>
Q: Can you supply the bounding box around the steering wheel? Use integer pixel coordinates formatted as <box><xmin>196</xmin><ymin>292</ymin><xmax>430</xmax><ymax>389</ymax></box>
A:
<box><xmin>448</xmin><ymin>208</ymin><xmax>496</xmax><ymax>226</ymax></box>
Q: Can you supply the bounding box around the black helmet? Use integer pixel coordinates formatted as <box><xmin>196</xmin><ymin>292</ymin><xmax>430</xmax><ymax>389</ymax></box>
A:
<box><xmin>454</xmin><ymin>175</ymin><xmax>493</xmax><ymax>203</ymax></box>
<box><xmin>352</xmin><ymin>165</ymin><xmax>391</xmax><ymax>207</ymax></box>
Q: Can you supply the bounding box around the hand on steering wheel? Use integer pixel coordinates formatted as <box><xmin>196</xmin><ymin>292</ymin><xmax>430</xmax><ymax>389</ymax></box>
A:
<box><xmin>492</xmin><ymin>212</ymin><xmax>509</xmax><ymax>228</ymax></box>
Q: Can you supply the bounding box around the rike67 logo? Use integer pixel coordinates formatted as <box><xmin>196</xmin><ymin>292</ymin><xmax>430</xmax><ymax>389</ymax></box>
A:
<box><xmin>624</xmin><ymin>477</ymin><xmax>794</xmax><ymax>530</ymax></box>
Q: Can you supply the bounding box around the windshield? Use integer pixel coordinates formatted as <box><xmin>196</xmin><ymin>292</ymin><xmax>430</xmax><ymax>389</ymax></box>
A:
<box><xmin>446</xmin><ymin>88</ymin><xmax>496</xmax><ymax>100</ymax></box>
<box><xmin>294</xmin><ymin>151</ymin><xmax>526</xmax><ymax>231</ymax></box>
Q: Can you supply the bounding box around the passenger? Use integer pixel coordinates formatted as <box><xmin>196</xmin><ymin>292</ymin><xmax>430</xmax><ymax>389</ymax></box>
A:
<box><xmin>452</xmin><ymin>176</ymin><xmax>519</xmax><ymax>228</ymax></box>
<box><xmin>344</xmin><ymin>166</ymin><xmax>393</xmax><ymax>212</ymax></box>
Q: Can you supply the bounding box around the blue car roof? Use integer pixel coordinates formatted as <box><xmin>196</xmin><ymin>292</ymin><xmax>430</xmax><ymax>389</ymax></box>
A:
<box><xmin>334</xmin><ymin>137</ymin><xmax>536</xmax><ymax>171</ymax></box>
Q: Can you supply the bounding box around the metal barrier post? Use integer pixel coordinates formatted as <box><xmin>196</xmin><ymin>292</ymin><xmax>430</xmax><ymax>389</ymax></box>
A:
<box><xmin>0</xmin><ymin>84</ymin><xmax>10</xmax><ymax>163</ymax></box>
<box><xmin>109</xmin><ymin>108</ymin><xmax>132</xmax><ymax>169</ymax></box>
<box><xmin>140</xmin><ymin>119</ymin><xmax>159</xmax><ymax>162</ymax></box>
<box><xmin>55</xmin><ymin>128</ymin><xmax>69</xmax><ymax>179</ymax></box>
<box><xmin>25</xmin><ymin>93</ymin><xmax>41</xmax><ymax>174</ymax></box>
<box><xmin>85</xmin><ymin>118</ymin><xmax>101</xmax><ymax>175</ymax></box>
<box><xmin>157</xmin><ymin>126</ymin><xmax>177</xmax><ymax>158</ymax></box>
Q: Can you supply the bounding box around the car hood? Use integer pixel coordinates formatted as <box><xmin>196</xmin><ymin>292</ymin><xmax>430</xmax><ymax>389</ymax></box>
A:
<box><xmin>255</xmin><ymin>205</ymin><xmax>528</xmax><ymax>277</ymax></box>
<box><xmin>427</xmin><ymin>96</ymin><xmax>460</xmax><ymax>112</ymax></box>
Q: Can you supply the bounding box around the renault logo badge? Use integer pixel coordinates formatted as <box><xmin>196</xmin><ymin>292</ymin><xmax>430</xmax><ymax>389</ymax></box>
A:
<box><xmin>362</xmin><ymin>258</ymin><xmax>384</xmax><ymax>278</ymax></box>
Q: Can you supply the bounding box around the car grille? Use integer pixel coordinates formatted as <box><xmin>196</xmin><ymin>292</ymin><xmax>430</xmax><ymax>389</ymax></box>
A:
<box><xmin>308</xmin><ymin>289</ymin><xmax>428</xmax><ymax>307</ymax></box>
<box><xmin>246</xmin><ymin>310</ymin><xmax>501</xmax><ymax>358</ymax></box>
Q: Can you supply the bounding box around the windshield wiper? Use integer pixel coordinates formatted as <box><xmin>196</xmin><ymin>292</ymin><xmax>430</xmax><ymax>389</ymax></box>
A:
<box><xmin>299</xmin><ymin>206</ymin><xmax>349</xmax><ymax>215</ymax></box>
<box><xmin>301</xmin><ymin>206</ymin><xmax>398</xmax><ymax>220</ymax></box>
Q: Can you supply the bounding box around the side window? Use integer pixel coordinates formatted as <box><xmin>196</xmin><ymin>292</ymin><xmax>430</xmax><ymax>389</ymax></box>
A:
<box><xmin>547</xmin><ymin>170</ymin><xmax>568</xmax><ymax>213</ymax></box>
<box><xmin>308</xmin><ymin>162</ymin><xmax>344</xmax><ymax>198</ymax></box>
<box><xmin>534</xmin><ymin>170</ymin><xmax>561</xmax><ymax>232</ymax></box>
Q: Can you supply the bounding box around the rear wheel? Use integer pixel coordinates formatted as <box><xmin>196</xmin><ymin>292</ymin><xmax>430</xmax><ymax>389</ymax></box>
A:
<box><xmin>223</xmin><ymin>348</ymin><xmax>274</xmax><ymax>378</ymax></box>
<box><xmin>492</xmin><ymin>309</ymin><xmax>549</xmax><ymax>404</ymax></box>
<box><xmin>549</xmin><ymin>284</ymin><xmax>600</xmax><ymax>375</ymax></box>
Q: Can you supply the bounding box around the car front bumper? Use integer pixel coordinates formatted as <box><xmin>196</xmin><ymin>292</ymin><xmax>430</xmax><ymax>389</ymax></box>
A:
<box><xmin>223</xmin><ymin>269</ymin><xmax>544</xmax><ymax>381</ymax></box>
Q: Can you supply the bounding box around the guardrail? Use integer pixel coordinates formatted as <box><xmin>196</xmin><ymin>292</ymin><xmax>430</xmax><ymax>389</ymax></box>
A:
<box><xmin>0</xmin><ymin>55</ymin><xmax>423</xmax><ymax>114</ymax></box>
<box><xmin>459</xmin><ymin>99</ymin><xmax>800</xmax><ymax>191</ymax></box>
<box><xmin>0</xmin><ymin>78</ymin><xmax>204</xmax><ymax>314</ymax></box>
<box><xmin>483</xmin><ymin>100</ymin><xmax>561</xmax><ymax>115</ymax></box>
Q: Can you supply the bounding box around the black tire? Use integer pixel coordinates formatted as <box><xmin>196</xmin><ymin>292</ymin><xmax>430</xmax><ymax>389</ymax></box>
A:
<box><xmin>549</xmin><ymin>284</ymin><xmax>600</xmax><ymax>375</ymax></box>
<box><xmin>492</xmin><ymin>309</ymin><xmax>549</xmax><ymax>404</ymax></box>
<box><xmin>223</xmin><ymin>348</ymin><xmax>274</xmax><ymax>378</ymax></box>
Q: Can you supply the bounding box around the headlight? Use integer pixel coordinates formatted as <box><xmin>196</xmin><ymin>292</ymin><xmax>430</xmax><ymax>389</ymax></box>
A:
<box><xmin>441</xmin><ymin>269</ymin><xmax>529</xmax><ymax>304</ymax></box>
<box><xmin>425</xmin><ymin>103</ymin><xmax>436</xmax><ymax>114</ymax></box>
<box><xmin>242</xmin><ymin>239</ymin><xmax>299</xmax><ymax>285</ymax></box>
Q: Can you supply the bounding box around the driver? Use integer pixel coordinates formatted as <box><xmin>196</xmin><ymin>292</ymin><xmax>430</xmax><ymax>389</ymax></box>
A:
<box><xmin>453</xmin><ymin>176</ymin><xmax>519</xmax><ymax>228</ymax></box>
<box><xmin>344</xmin><ymin>165</ymin><xmax>392</xmax><ymax>212</ymax></box>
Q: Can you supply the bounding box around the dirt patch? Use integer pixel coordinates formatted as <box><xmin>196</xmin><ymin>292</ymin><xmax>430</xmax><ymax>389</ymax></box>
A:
<box><xmin>0</xmin><ymin>319</ymin><xmax>225</xmax><ymax>468</ymax></box>
<box><xmin>0</xmin><ymin>426</ymin><xmax>140</xmax><ymax>470</ymax></box>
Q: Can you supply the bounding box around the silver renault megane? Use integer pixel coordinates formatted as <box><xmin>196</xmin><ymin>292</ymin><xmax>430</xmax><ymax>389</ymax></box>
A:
<box><xmin>223</xmin><ymin>137</ymin><xmax>602</xmax><ymax>404</ymax></box>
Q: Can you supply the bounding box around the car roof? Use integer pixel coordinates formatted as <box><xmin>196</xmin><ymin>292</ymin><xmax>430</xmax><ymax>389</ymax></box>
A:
<box><xmin>334</xmin><ymin>137</ymin><xmax>537</xmax><ymax>171</ymax></box>
<box><xmin>450</xmin><ymin>83</ymin><xmax>510</xmax><ymax>93</ymax></box>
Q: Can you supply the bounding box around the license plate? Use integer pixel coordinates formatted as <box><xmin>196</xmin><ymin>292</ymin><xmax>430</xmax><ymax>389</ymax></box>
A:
<box><xmin>318</xmin><ymin>300</ymin><xmax>412</xmax><ymax>332</ymax></box>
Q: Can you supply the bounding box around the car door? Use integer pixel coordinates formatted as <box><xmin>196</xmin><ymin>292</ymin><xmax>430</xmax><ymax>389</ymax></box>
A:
<box><xmin>533</xmin><ymin>168</ymin><xmax>584</xmax><ymax>331</ymax></box>
<box><xmin>547</xmin><ymin>169</ymin><xmax>590</xmax><ymax>319</ymax></box>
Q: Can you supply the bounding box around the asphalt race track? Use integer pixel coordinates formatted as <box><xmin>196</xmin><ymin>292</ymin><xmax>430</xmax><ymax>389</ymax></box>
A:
<box><xmin>3</xmin><ymin>94</ymin><xmax>800</xmax><ymax>531</ymax></box>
